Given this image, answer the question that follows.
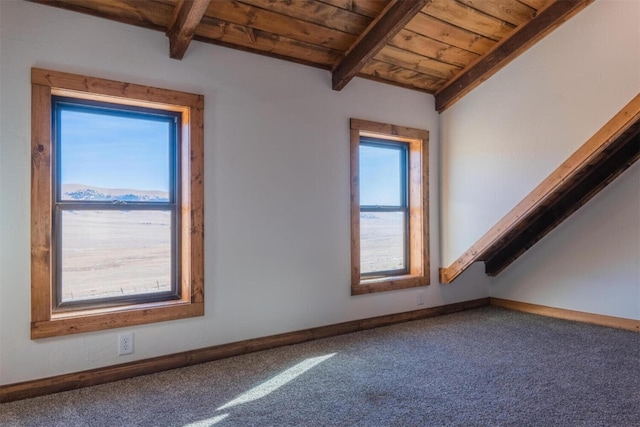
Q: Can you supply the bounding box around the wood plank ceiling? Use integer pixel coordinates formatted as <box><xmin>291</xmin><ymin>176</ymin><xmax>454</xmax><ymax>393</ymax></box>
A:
<box><xmin>29</xmin><ymin>0</ymin><xmax>592</xmax><ymax>111</ymax></box>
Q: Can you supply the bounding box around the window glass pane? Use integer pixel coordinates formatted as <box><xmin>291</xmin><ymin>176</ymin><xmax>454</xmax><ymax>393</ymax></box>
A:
<box><xmin>360</xmin><ymin>212</ymin><xmax>405</xmax><ymax>274</ymax></box>
<box><xmin>59</xmin><ymin>109</ymin><xmax>171</xmax><ymax>201</ymax></box>
<box><xmin>60</xmin><ymin>210</ymin><xmax>172</xmax><ymax>303</ymax></box>
<box><xmin>359</xmin><ymin>144</ymin><xmax>403</xmax><ymax>206</ymax></box>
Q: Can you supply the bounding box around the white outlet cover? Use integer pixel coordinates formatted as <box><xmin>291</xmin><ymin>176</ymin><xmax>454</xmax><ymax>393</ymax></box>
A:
<box><xmin>118</xmin><ymin>332</ymin><xmax>134</xmax><ymax>356</ymax></box>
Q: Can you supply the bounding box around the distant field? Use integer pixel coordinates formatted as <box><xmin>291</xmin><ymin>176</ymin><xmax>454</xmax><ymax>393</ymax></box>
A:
<box><xmin>360</xmin><ymin>212</ymin><xmax>405</xmax><ymax>274</ymax></box>
<box><xmin>61</xmin><ymin>210</ymin><xmax>171</xmax><ymax>302</ymax></box>
<box><xmin>61</xmin><ymin>209</ymin><xmax>403</xmax><ymax>302</ymax></box>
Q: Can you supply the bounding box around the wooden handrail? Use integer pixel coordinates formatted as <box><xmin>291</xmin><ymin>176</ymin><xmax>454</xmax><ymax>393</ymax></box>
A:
<box><xmin>440</xmin><ymin>93</ymin><xmax>640</xmax><ymax>283</ymax></box>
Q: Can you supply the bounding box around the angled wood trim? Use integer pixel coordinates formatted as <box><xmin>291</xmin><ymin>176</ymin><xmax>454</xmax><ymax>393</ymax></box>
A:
<box><xmin>332</xmin><ymin>0</ymin><xmax>431</xmax><ymax>91</ymax></box>
<box><xmin>1</xmin><ymin>298</ymin><xmax>489</xmax><ymax>403</ymax></box>
<box><xmin>435</xmin><ymin>0</ymin><xmax>593</xmax><ymax>112</ymax></box>
<box><xmin>491</xmin><ymin>298</ymin><xmax>640</xmax><ymax>332</ymax></box>
<box><xmin>440</xmin><ymin>93</ymin><xmax>640</xmax><ymax>284</ymax></box>
<box><xmin>483</xmin><ymin>128</ymin><xmax>639</xmax><ymax>276</ymax></box>
<box><xmin>167</xmin><ymin>0</ymin><xmax>211</xmax><ymax>59</ymax></box>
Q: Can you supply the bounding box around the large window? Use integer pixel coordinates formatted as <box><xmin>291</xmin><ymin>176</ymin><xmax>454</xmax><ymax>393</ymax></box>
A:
<box><xmin>31</xmin><ymin>68</ymin><xmax>204</xmax><ymax>338</ymax></box>
<box><xmin>350</xmin><ymin>119</ymin><xmax>429</xmax><ymax>295</ymax></box>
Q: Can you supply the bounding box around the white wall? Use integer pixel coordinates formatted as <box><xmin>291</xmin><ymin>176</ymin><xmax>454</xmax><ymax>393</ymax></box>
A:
<box><xmin>0</xmin><ymin>1</ymin><xmax>488</xmax><ymax>385</ymax></box>
<box><xmin>441</xmin><ymin>0</ymin><xmax>640</xmax><ymax>319</ymax></box>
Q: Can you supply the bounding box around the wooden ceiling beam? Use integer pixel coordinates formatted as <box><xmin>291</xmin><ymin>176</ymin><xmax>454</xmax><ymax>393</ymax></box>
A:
<box><xmin>435</xmin><ymin>0</ymin><xmax>593</xmax><ymax>112</ymax></box>
<box><xmin>332</xmin><ymin>0</ymin><xmax>432</xmax><ymax>91</ymax></box>
<box><xmin>167</xmin><ymin>0</ymin><xmax>211</xmax><ymax>60</ymax></box>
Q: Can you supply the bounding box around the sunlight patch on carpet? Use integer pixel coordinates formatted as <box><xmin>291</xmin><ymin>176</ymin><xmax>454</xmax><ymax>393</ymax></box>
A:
<box><xmin>216</xmin><ymin>353</ymin><xmax>336</xmax><ymax>410</ymax></box>
<box><xmin>182</xmin><ymin>413</ymin><xmax>229</xmax><ymax>426</ymax></box>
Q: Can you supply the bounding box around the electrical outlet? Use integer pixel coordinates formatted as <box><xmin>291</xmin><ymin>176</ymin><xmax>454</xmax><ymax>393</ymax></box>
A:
<box><xmin>118</xmin><ymin>332</ymin><xmax>134</xmax><ymax>356</ymax></box>
<box><xmin>417</xmin><ymin>290</ymin><xmax>425</xmax><ymax>306</ymax></box>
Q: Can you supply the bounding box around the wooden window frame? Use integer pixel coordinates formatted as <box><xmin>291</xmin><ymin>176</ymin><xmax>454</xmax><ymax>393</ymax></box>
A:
<box><xmin>359</xmin><ymin>138</ymin><xmax>410</xmax><ymax>277</ymax></box>
<box><xmin>31</xmin><ymin>68</ymin><xmax>204</xmax><ymax>338</ymax></box>
<box><xmin>350</xmin><ymin>119</ymin><xmax>429</xmax><ymax>295</ymax></box>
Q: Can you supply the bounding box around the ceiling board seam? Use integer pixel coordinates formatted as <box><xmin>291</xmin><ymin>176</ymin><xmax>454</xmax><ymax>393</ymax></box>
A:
<box><xmin>373</xmin><ymin>46</ymin><xmax>464</xmax><ymax>81</ymax></box>
<box><xmin>393</xmin><ymin>28</ymin><xmax>483</xmax><ymax>59</ymax></box>
<box><xmin>314</xmin><ymin>0</ymin><xmax>384</xmax><ymax>19</ymax></box>
<box><xmin>362</xmin><ymin>59</ymin><xmax>448</xmax><ymax>86</ymax></box>
<box><xmin>455</xmin><ymin>0</ymin><xmax>537</xmax><ymax>27</ymax></box>
<box><xmin>383</xmin><ymin>40</ymin><xmax>469</xmax><ymax>70</ymax></box>
<box><xmin>197</xmin><ymin>15</ymin><xmax>346</xmax><ymax>55</ymax></box>
<box><xmin>422</xmin><ymin>0</ymin><xmax>517</xmax><ymax>42</ymax></box>
<box><xmin>408</xmin><ymin>12</ymin><xmax>497</xmax><ymax>55</ymax></box>
<box><xmin>367</xmin><ymin>58</ymin><xmax>449</xmax><ymax>79</ymax></box>
<box><xmin>191</xmin><ymin>35</ymin><xmax>334</xmax><ymax>70</ymax></box>
<box><xmin>231</xmin><ymin>0</ymin><xmax>359</xmax><ymax>38</ymax></box>
<box><xmin>355</xmin><ymin>74</ymin><xmax>437</xmax><ymax>94</ymax></box>
<box><xmin>236</xmin><ymin>0</ymin><xmax>370</xmax><ymax>35</ymax></box>
<box><xmin>203</xmin><ymin>0</ymin><xmax>357</xmax><ymax>52</ymax></box>
<box><xmin>421</xmin><ymin>11</ymin><xmax>505</xmax><ymax>43</ymax></box>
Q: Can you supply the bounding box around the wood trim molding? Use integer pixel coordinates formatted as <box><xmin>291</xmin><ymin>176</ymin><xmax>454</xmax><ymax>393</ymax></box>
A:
<box><xmin>0</xmin><ymin>298</ymin><xmax>489</xmax><ymax>403</ymax></box>
<box><xmin>350</xmin><ymin>118</ymin><xmax>429</xmax><ymax>140</ymax></box>
<box><xmin>332</xmin><ymin>0</ymin><xmax>431</xmax><ymax>91</ymax></box>
<box><xmin>31</xmin><ymin>68</ymin><xmax>204</xmax><ymax>108</ymax></box>
<box><xmin>435</xmin><ymin>0</ymin><xmax>593</xmax><ymax>112</ymax></box>
<box><xmin>490</xmin><ymin>298</ymin><xmax>640</xmax><ymax>332</ymax></box>
<box><xmin>350</xmin><ymin>118</ymin><xmax>430</xmax><ymax>295</ymax></box>
<box><xmin>31</xmin><ymin>83</ymin><xmax>53</xmax><ymax>323</ymax></box>
<box><xmin>167</xmin><ymin>0</ymin><xmax>211</xmax><ymax>59</ymax></box>
<box><xmin>30</xmin><ymin>68</ymin><xmax>205</xmax><ymax>338</ymax></box>
<box><xmin>440</xmin><ymin>93</ymin><xmax>640</xmax><ymax>284</ymax></box>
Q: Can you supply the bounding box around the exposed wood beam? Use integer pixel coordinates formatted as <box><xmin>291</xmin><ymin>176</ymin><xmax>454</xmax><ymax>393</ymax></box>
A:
<box><xmin>435</xmin><ymin>0</ymin><xmax>593</xmax><ymax>112</ymax></box>
<box><xmin>167</xmin><ymin>0</ymin><xmax>211</xmax><ymax>60</ymax></box>
<box><xmin>439</xmin><ymin>93</ymin><xmax>640</xmax><ymax>284</ymax></box>
<box><xmin>332</xmin><ymin>0</ymin><xmax>431</xmax><ymax>91</ymax></box>
<box><xmin>26</xmin><ymin>0</ymin><xmax>172</xmax><ymax>32</ymax></box>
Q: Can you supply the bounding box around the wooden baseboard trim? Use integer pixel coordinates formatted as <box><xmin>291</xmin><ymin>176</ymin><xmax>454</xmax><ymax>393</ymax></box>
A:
<box><xmin>490</xmin><ymin>298</ymin><xmax>640</xmax><ymax>332</ymax></box>
<box><xmin>0</xmin><ymin>298</ymin><xmax>489</xmax><ymax>403</ymax></box>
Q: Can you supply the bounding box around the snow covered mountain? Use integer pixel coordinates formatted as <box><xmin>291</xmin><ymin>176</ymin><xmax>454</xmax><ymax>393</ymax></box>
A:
<box><xmin>62</xmin><ymin>184</ymin><xmax>169</xmax><ymax>202</ymax></box>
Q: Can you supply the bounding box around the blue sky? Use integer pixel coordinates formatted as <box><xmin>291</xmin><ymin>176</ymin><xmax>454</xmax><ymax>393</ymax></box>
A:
<box><xmin>359</xmin><ymin>144</ymin><xmax>403</xmax><ymax>206</ymax></box>
<box><xmin>60</xmin><ymin>109</ymin><xmax>171</xmax><ymax>192</ymax></box>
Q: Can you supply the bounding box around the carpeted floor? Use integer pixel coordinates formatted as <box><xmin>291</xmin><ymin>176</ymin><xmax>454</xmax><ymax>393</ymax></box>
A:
<box><xmin>1</xmin><ymin>307</ymin><xmax>638</xmax><ymax>426</ymax></box>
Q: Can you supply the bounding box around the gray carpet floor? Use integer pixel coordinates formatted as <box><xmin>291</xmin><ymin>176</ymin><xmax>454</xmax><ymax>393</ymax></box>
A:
<box><xmin>1</xmin><ymin>306</ymin><xmax>639</xmax><ymax>426</ymax></box>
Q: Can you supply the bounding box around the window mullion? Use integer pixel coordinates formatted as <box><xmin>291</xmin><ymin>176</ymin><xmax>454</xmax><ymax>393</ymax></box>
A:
<box><xmin>55</xmin><ymin>202</ymin><xmax>174</xmax><ymax>211</ymax></box>
<box><xmin>360</xmin><ymin>206</ymin><xmax>404</xmax><ymax>212</ymax></box>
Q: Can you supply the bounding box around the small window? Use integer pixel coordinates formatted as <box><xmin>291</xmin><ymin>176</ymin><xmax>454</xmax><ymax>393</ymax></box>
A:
<box><xmin>350</xmin><ymin>119</ymin><xmax>429</xmax><ymax>295</ymax></box>
<box><xmin>359</xmin><ymin>139</ymin><xmax>409</xmax><ymax>277</ymax></box>
<box><xmin>31</xmin><ymin>68</ymin><xmax>204</xmax><ymax>338</ymax></box>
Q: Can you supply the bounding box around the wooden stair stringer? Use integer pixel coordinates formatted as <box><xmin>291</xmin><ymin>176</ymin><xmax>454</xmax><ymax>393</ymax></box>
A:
<box><xmin>440</xmin><ymin>93</ymin><xmax>640</xmax><ymax>284</ymax></box>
